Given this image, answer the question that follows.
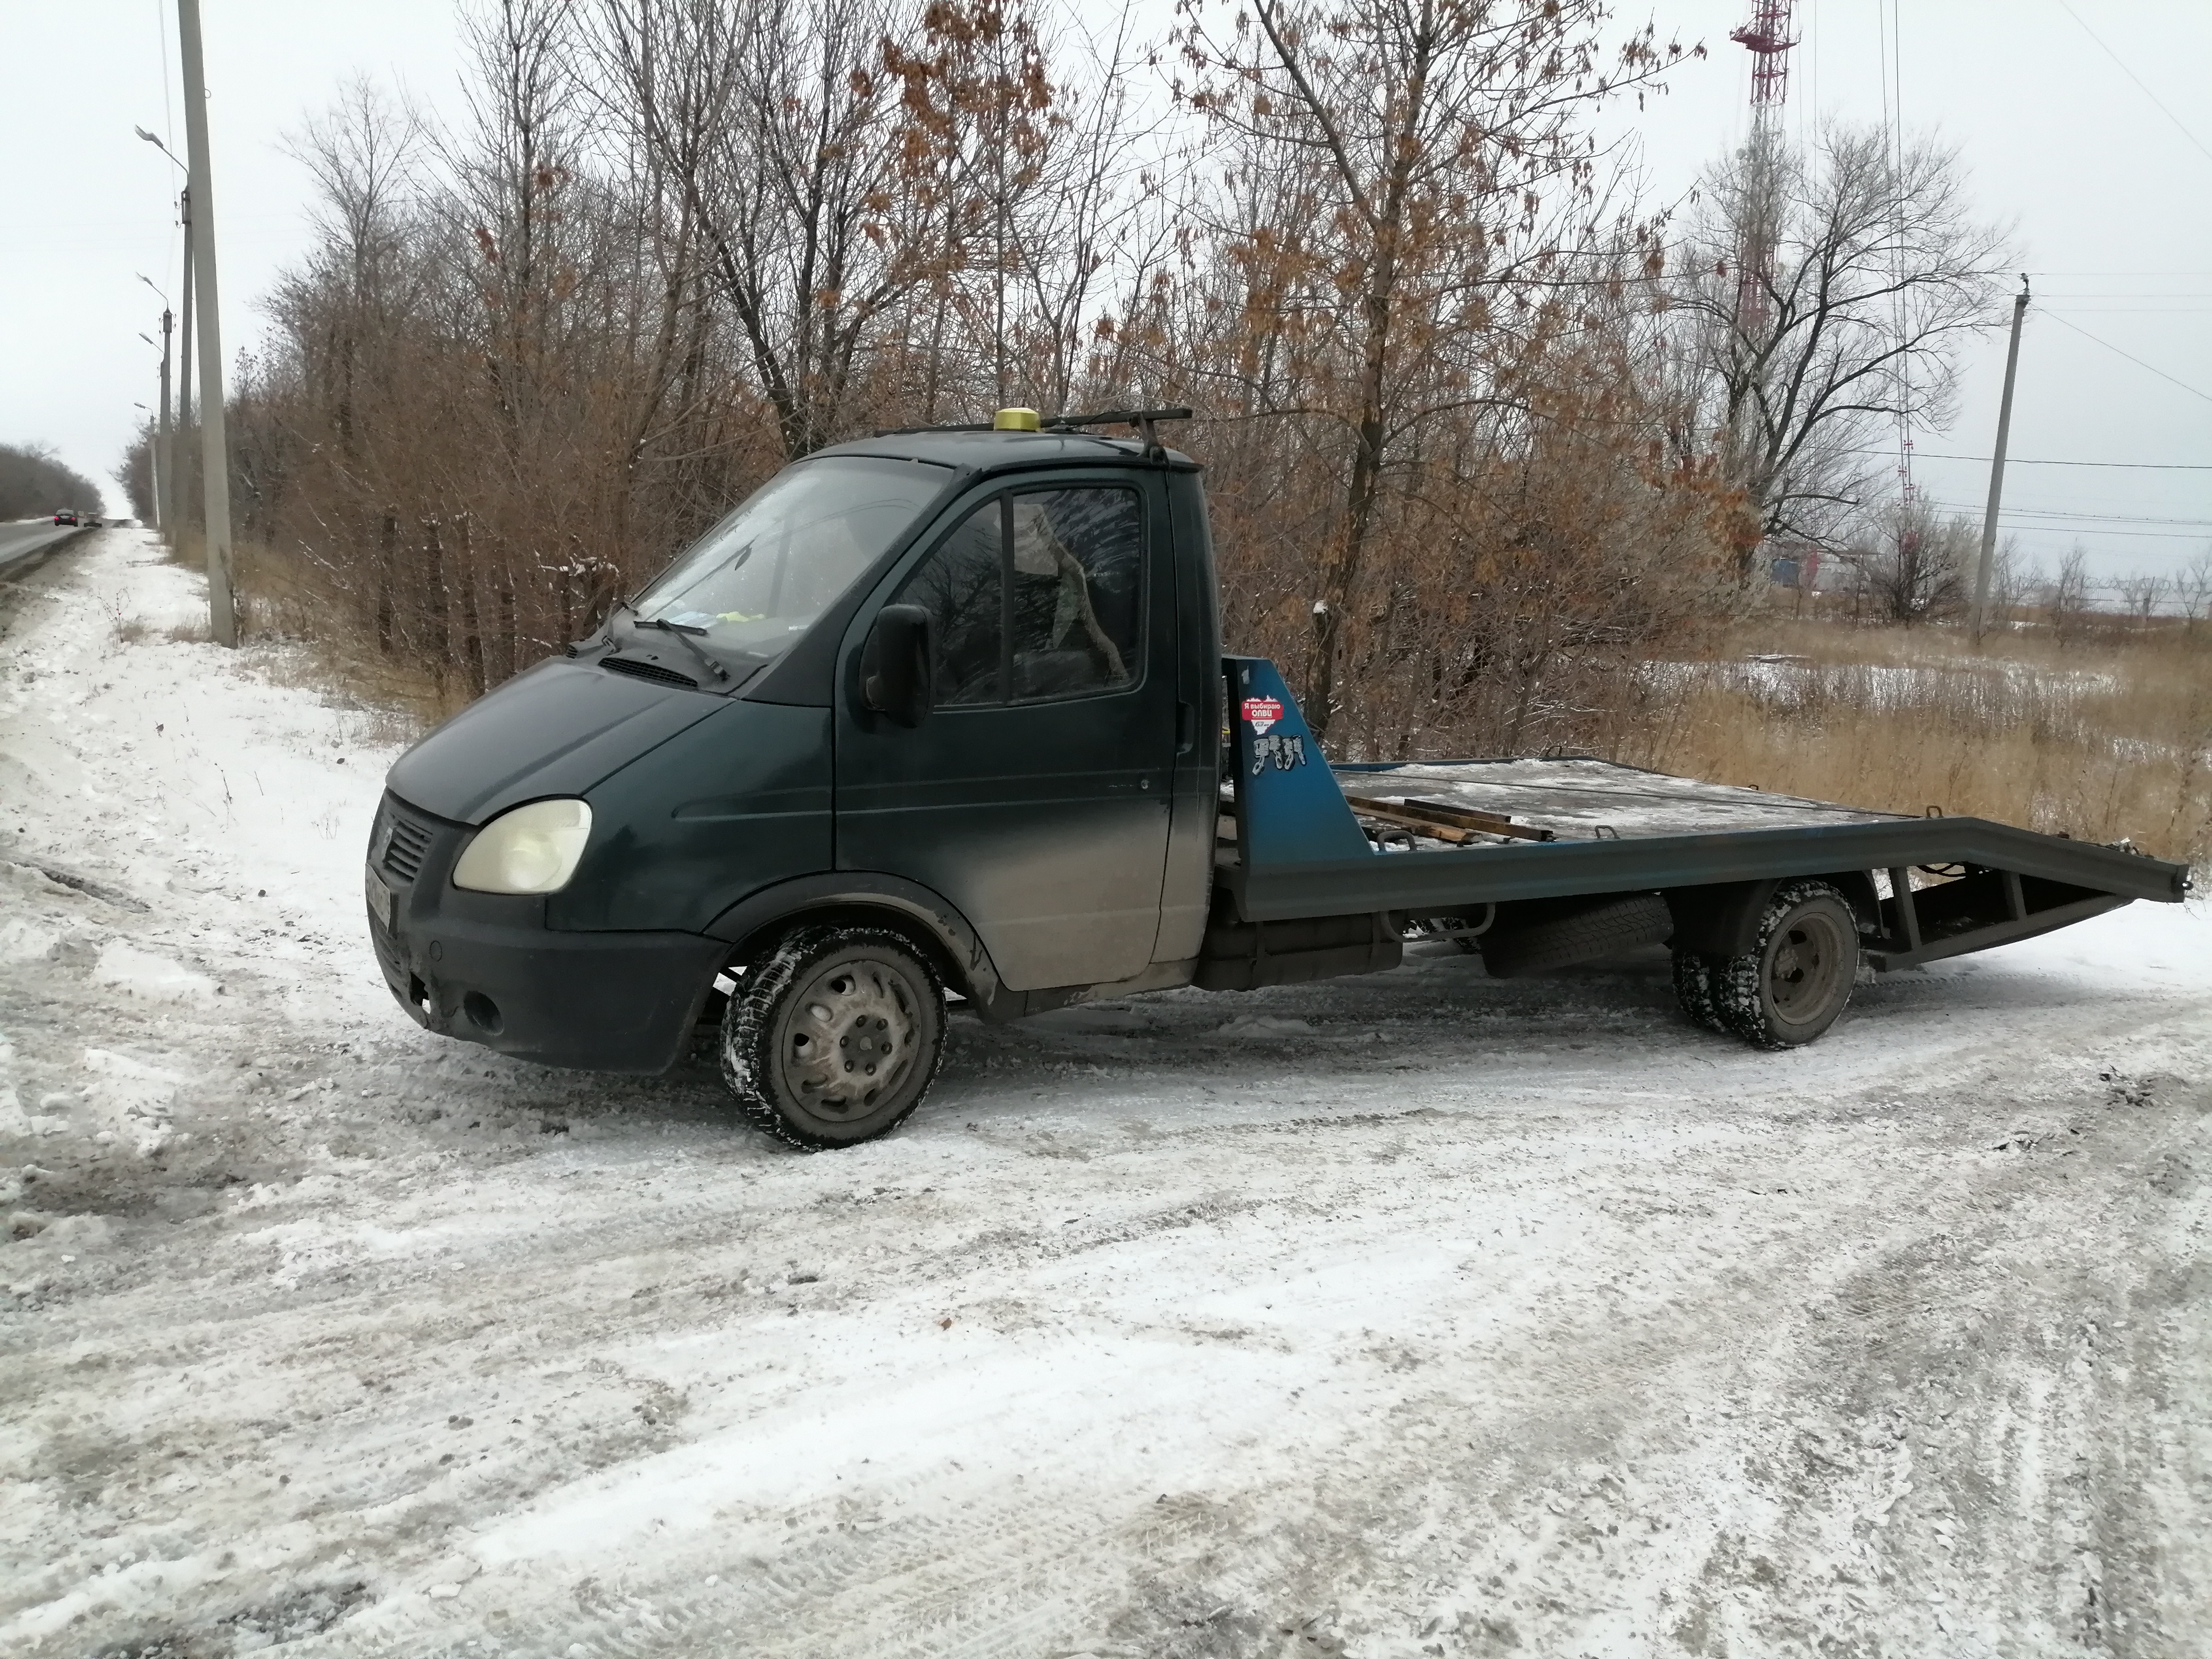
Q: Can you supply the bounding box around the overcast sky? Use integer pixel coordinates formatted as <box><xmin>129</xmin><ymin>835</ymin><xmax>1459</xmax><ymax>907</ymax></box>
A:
<box><xmin>6</xmin><ymin>1</ymin><xmax>2207</xmax><ymax>582</ymax></box>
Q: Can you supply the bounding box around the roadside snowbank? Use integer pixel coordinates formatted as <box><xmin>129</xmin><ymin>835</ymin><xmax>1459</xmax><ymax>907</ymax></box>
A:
<box><xmin>3</xmin><ymin>533</ymin><xmax>2208</xmax><ymax>1658</ymax></box>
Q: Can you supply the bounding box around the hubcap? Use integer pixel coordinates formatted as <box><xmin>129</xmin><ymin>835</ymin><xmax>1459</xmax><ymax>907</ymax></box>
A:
<box><xmin>777</xmin><ymin>957</ymin><xmax>920</xmax><ymax>1120</ymax></box>
<box><xmin>1767</xmin><ymin>908</ymin><xmax>1847</xmax><ymax>1024</ymax></box>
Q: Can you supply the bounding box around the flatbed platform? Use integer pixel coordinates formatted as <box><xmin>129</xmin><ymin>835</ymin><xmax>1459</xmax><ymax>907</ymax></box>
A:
<box><xmin>1334</xmin><ymin>757</ymin><xmax>1910</xmax><ymax>841</ymax></box>
<box><xmin>1220</xmin><ymin>659</ymin><xmax>2189</xmax><ymax>950</ymax></box>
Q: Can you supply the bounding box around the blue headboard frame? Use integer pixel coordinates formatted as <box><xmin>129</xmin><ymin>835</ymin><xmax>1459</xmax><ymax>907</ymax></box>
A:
<box><xmin>1224</xmin><ymin>657</ymin><xmax>1375</xmax><ymax>891</ymax></box>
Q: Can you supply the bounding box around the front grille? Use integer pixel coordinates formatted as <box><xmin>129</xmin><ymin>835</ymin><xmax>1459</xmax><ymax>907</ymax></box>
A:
<box><xmin>601</xmin><ymin>655</ymin><xmax>698</xmax><ymax>689</ymax></box>
<box><xmin>382</xmin><ymin>810</ymin><xmax>434</xmax><ymax>882</ymax></box>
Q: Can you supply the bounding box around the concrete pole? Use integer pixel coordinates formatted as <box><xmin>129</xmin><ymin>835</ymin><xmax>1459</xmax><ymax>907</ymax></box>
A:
<box><xmin>177</xmin><ymin>189</ymin><xmax>196</xmax><ymax>540</ymax></box>
<box><xmin>1972</xmin><ymin>279</ymin><xmax>2030</xmax><ymax>642</ymax></box>
<box><xmin>177</xmin><ymin>0</ymin><xmax>238</xmax><ymax>646</ymax></box>
<box><xmin>156</xmin><ymin>308</ymin><xmax>174</xmax><ymax>538</ymax></box>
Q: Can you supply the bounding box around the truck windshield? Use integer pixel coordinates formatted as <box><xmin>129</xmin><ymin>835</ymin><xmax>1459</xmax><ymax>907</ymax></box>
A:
<box><xmin>633</xmin><ymin>456</ymin><xmax>948</xmax><ymax>664</ymax></box>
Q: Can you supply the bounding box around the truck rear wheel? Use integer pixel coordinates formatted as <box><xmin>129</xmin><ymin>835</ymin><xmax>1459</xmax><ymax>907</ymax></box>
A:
<box><xmin>1712</xmin><ymin>882</ymin><xmax>1858</xmax><ymax>1050</ymax></box>
<box><xmin>720</xmin><ymin>925</ymin><xmax>945</xmax><ymax>1149</ymax></box>
<box><xmin>1670</xmin><ymin>950</ymin><xmax>1729</xmax><ymax>1031</ymax></box>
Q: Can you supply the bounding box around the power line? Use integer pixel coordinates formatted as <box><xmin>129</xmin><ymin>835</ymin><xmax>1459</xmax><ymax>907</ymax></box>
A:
<box><xmin>1966</xmin><ymin>524</ymin><xmax>2207</xmax><ymax>542</ymax></box>
<box><xmin>1950</xmin><ymin>506</ymin><xmax>2212</xmax><ymax>529</ymax></box>
<box><xmin>2056</xmin><ymin>1</ymin><xmax>2212</xmax><ymax>168</ymax></box>
<box><xmin>1848</xmin><ymin>450</ymin><xmax>2212</xmax><ymax>471</ymax></box>
<box><xmin>2038</xmin><ymin>311</ymin><xmax>2212</xmax><ymax>406</ymax></box>
<box><xmin>155</xmin><ymin>0</ymin><xmax>173</xmax><ymax>147</ymax></box>
<box><xmin>1920</xmin><ymin>507</ymin><xmax>2211</xmax><ymax>542</ymax></box>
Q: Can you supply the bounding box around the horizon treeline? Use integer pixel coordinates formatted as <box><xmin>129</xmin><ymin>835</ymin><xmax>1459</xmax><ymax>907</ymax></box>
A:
<box><xmin>2</xmin><ymin>442</ymin><xmax>103</xmax><ymax>522</ymax></box>
<box><xmin>144</xmin><ymin>0</ymin><xmax>2017</xmax><ymax>755</ymax></box>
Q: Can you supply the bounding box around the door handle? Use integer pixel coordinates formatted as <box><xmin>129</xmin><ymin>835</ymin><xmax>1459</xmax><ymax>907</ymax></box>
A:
<box><xmin>1176</xmin><ymin>700</ymin><xmax>1196</xmax><ymax>755</ymax></box>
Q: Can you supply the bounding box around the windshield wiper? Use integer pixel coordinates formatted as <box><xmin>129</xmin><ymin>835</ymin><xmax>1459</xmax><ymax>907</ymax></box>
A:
<box><xmin>607</xmin><ymin>598</ymin><xmax>729</xmax><ymax>683</ymax></box>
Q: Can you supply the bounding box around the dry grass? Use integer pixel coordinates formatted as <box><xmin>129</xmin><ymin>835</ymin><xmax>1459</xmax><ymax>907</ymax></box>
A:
<box><xmin>227</xmin><ymin>536</ymin><xmax>461</xmax><ymax>738</ymax></box>
<box><xmin>1630</xmin><ymin>618</ymin><xmax>2212</xmax><ymax>870</ymax></box>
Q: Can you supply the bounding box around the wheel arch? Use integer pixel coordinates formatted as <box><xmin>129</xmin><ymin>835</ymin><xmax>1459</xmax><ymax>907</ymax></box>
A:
<box><xmin>703</xmin><ymin>873</ymin><xmax>1007</xmax><ymax>1014</ymax></box>
<box><xmin>1664</xmin><ymin>870</ymin><xmax>1879</xmax><ymax>957</ymax></box>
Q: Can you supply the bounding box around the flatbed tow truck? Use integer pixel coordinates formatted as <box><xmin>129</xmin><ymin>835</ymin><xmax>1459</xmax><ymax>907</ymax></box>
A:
<box><xmin>367</xmin><ymin>409</ymin><xmax>2190</xmax><ymax>1147</ymax></box>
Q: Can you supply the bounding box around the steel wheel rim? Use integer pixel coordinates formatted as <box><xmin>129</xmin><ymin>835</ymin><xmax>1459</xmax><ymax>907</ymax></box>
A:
<box><xmin>1767</xmin><ymin>907</ymin><xmax>1847</xmax><ymax>1025</ymax></box>
<box><xmin>776</xmin><ymin>956</ymin><xmax>921</xmax><ymax>1121</ymax></box>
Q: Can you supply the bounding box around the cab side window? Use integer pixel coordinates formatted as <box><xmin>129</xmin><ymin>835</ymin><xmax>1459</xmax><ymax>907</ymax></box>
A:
<box><xmin>1008</xmin><ymin>488</ymin><xmax>1142</xmax><ymax>700</ymax></box>
<box><xmin>889</xmin><ymin>485</ymin><xmax>1142</xmax><ymax>708</ymax></box>
<box><xmin>890</xmin><ymin>501</ymin><xmax>1003</xmax><ymax>706</ymax></box>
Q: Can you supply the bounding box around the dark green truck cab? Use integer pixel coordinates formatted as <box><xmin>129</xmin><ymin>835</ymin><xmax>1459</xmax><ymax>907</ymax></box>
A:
<box><xmin>370</xmin><ymin>418</ymin><xmax>1228</xmax><ymax>1144</ymax></box>
<box><xmin>368</xmin><ymin>413</ymin><xmax>2189</xmax><ymax>1147</ymax></box>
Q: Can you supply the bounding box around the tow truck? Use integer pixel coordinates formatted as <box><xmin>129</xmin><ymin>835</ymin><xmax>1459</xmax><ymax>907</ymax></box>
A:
<box><xmin>367</xmin><ymin>409</ymin><xmax>2190</xmax><ymax>1146</ymax></box>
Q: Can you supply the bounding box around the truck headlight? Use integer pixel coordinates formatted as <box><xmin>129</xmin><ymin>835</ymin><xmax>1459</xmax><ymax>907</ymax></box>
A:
<box><xmin>452</xmin><ymin>799</ymin><xmax>593</xmax><ymax>894</ymax></box>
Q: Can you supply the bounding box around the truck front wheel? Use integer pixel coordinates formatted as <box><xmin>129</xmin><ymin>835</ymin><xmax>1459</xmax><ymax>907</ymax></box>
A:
<box><xmin>720</xmin><ymin>925</ymin><xmax>946</xmax><ymax>1149</ymax></box>
<box><xmin>1711</xmin><ymin>881</ymin><xmax>1859</xmax><ymax>1050</ymax></box>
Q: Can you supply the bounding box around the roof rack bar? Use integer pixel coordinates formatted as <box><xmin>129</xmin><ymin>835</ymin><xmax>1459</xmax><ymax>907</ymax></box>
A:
<box><xmin>1043</xmin><ymin>406</ymin><xmax>1193</xmax><ymax>430</ymax></box>
<box><xmin>1046</xmin><ymin>406</ymin><xmax>1191</xmax><ymax>455</ymax></box>
<box><xmin>872</xmin><ymin>406</ymin><xmax>1193</xmax><ymax>446</ymax></box>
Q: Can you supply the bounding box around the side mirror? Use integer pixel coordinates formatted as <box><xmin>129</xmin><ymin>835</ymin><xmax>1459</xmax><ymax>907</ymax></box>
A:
<box><xmin>860</xmin><ymin>604</ymin><xmax>934</xmax><ymax>728</ymax></box>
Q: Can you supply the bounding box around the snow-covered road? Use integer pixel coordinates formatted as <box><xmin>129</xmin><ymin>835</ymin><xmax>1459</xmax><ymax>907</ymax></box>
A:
<box><xmin>4</xmin><ymin>533</ymin><xmax>2209</xmax><ymax>1658</ymax></box>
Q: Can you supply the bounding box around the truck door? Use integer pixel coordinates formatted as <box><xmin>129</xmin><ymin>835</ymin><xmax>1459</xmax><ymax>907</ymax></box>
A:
<box><xmin>833</xmin><ymin>474</ymin><xmax>1178</xmax><ymax>991</ymax></box>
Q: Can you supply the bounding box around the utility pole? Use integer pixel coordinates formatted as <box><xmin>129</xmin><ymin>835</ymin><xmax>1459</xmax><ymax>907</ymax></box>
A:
<box><xmin>177</xmin><ymin>188</ymin><xmax>197</xmax><ymax>548</ymax></box>
<box><xmin>176</xmin><ymin>0</ymin><xmax>237</xmax><ymax>646</ymax></box>
<box><xmin>1971</xmin><ymin>276</ymin><xmax>2031</xmax><ymax>642</ymax></box>
<box><xmin>138</xmin><ymin>275</ymin><xmax>177</xmax><ymax>539</ymax></box>
<box><xmin>156</xmin><ymin>309</ymin><xmax>174</xmax><ymax>537</ymax></box>
<box><xmin>137</xmin><ymin>135</ymin><xmax>191</xmax><ymax>547</ymax></box>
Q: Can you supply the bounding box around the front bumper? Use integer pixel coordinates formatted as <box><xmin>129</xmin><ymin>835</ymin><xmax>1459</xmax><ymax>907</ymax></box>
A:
<box><xmin>366</xmin><ymin>795</ymin><xmax>726</xmax><ymax>1074</ymax></box>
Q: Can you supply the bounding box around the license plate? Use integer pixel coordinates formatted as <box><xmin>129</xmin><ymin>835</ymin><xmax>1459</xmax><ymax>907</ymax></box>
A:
<box><xmin>365</xmin><ymin>863</ymin><xmax>398</xmax><ymax>931</ymax></box>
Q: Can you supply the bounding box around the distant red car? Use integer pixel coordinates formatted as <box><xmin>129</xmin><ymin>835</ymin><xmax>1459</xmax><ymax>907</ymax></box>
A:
<box><xmin>53</xmin><ymin>509</ymin><xmax>78</xmax><ymax>525</ymax></box>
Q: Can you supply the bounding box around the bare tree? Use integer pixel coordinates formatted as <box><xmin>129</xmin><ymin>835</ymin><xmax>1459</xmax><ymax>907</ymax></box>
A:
<box><xmin>1866</xmin><ymin>500</ymin><xmax>1968</xmax><ymax>625</ymax></box>
<box><xmin>1986</xmin><ymin>534</ymin><xmax>2029</xmax><ymax>629</ymax></box>
<box><xmin>186</xmin><ymin>0</ymin><xmax>1745</xmax><ymax>765</ymax></box>
<box><xmin>882</xmin><ymin>0</ymin><xmax>1055</xmax><ymax>410</ymax></box>
<box><xmin>2045</xmin><ymin>542</ymin><xmax>2091</xmax><ymax>644</ymax></box>
<box><xmin>2175</xmin><ymin>548</ymin><xmax>2212</xmax><ymax>635</ymax></box>
<box><xmin>1680</xmin><ymin>124</ymin><xmax>2012</xmax><ymax>574</ymax></box>
<box><xmin>278</xmin><ymin>79</ymin><xmax>429</xmax><ymax>465</ymax></box>
<box><xmin>598</xmin><ymin>0</ymin><xmax>934</xmax><ymax>459</ymax></box>
<box><xmin>1173</xmin><ymin>0</ymin><xmax>1687</xmax><ymax>739</ymax></box>
<box><xmin>2115</xmin><ymin>571</ymin><xmax>2167</xmax><ymax>632</ymax></box>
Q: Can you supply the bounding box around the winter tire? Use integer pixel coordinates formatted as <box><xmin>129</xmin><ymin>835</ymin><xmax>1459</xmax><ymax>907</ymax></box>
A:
<box><xmin>1712</xmin><ymin>881</ymin><xmax>1859</xmax><ymax>1050</ymax></box>
<box><xmin>1671</xmin><ymin>949</ymin><xmax>1729</xmax><ymax>1032</ymax></box>
<box><xmin>720</xmin><ymin>925</ymin><xmax>945</xmax><ymax>1150</ymax></box>
<box><xmin>1477</xmin><ymin>893</ymin><xmax>1673</xmax><ymax>978</ymax></box>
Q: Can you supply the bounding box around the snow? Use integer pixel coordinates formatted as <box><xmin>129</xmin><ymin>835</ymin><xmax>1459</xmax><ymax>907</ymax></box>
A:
<box><xmin>4</xmin><ymin>532</ymin><xmax>2210</xmax><ymax>1657</ymax></box>
<box><xmin>1345</xmin><ymin>756</ymin><xmax>1903</xmax><ymax>837</ymax></box>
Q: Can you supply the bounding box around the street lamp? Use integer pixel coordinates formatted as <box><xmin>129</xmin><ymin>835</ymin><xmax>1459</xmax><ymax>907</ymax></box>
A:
<box><xmin>135</xmin><ymin>126</ymin><xmax>186</xmax><ymax>171</ymax></box>
<box><xmin>137</xmin><ymin>270</ymin><xmax>179</xmax><ymax>539</ymax></box>
<box><xmin>139</xmin><ymin>130</ymin><xmax>195</xmax><ymax>561</ymax></box>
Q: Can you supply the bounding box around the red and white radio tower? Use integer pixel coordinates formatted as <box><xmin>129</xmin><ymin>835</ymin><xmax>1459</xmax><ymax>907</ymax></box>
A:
<box><xmin>1729</xmin><ymin>1</ymin><xmax>1796</xmax><ymax>332</ymax></box>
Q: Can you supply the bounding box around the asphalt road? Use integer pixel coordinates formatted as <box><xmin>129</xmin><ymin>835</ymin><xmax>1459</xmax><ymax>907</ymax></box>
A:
<box><xmin>0</xmin><ymin>518</ymin><xmax>86</xmax><ymax>575</ymax></box>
